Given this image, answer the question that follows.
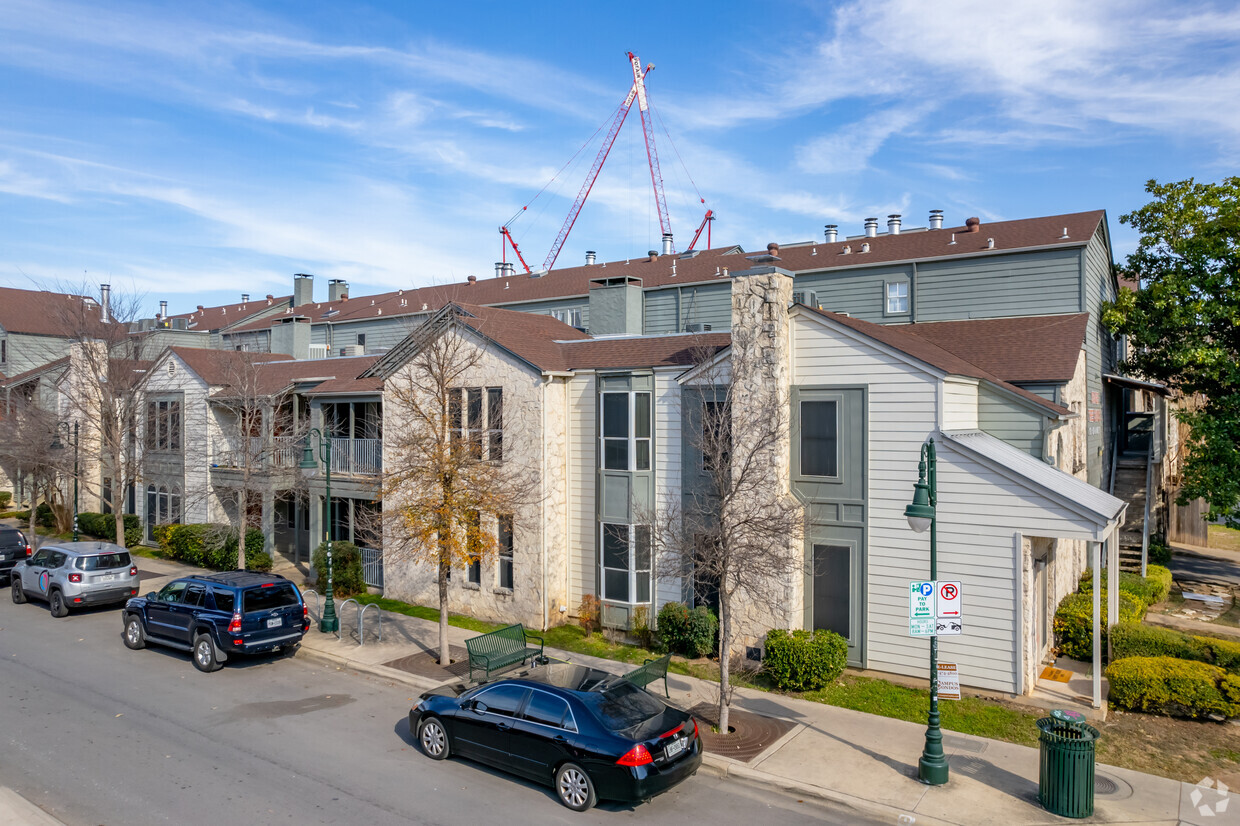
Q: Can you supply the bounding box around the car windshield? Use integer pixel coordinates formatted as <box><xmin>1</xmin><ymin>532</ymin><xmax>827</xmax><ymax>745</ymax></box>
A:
<box><xmin>242</xmin><ymin>582</ymin><xmax>299</xmax><ymax>612</ymax></box>
<box><xmin>77</xmin><ymin>552</ymin><xmax>131</xmax><ymax>571</ymax></box>
<box><xmin>577</xmin><ymin>679</ymin><xmax>666</xmax><ymax>733</ymax></box>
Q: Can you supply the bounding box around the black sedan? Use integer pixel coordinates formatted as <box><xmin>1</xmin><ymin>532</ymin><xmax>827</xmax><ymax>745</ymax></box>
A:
<box><xmin>409</xmin><ymin>663</ymin><xmax>701</xmax><ymax>811</ymax></box>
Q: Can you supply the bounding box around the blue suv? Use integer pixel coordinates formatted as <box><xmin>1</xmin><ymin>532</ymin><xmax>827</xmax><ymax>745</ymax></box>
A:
<box><xmin>122</xmin><ymin>571</ymin><xmax>309</xmax><ymax>672</ymax></box>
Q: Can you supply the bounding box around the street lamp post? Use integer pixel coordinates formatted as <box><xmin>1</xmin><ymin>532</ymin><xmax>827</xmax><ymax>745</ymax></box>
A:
<box><xmin>50</xmin><ymin>421</ymin><xmax>79</xmax><ymax>542</ymax></box>
<box><xmin>904</xmin><ymin>437</ymin><xmax>949</xmax><ymax>786</ymax></box>
<box><xmin>299</xmin><ymin>428</ymin><xmax>338</xmax><ymax>634</ymax></box>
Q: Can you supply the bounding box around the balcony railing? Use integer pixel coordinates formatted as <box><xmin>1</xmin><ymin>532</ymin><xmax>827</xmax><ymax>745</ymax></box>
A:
<box><xmin>211</xmin><ymin>436</ymin><xmax>303</xmax><ymax>471</ymax></box>
<box><xmin>329</xmin><ymin>437</ymin><xmax>382</xmax><ymax>477</ymax></box>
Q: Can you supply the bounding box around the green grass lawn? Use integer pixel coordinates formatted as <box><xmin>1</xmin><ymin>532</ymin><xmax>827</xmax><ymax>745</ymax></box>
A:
<box><xmin>1208</xmin><ymin>524</ymin><xmax>1240</xmax><ymax>552</ymax></box>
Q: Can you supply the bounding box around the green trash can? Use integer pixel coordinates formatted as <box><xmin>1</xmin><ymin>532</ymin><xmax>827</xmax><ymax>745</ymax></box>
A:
<box><xmin>1037</xmin><ymin>709</ymin><xmax>1099</xmax><ymax>818</ymax></box>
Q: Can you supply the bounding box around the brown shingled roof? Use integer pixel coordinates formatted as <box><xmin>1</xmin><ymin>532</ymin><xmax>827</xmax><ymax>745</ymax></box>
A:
<box><xmin>803</xmin><ymin>308</ymin><xmax>1072</xmax><ymax>417</ymax></box>
<box><xmin>168</xmin><ymin>347</ymin><xmax>294</xmax><ymax>386</ymax></box>
<box><xmin>1</xmin><ymin>356</ymin><xmax>69</xmax><ymax>387</ymax></box>
<box><xmin>899</xmin><ymin>314</ymin><xmax>1089</xmax><ymax>384</ymax></box>
<box><xmin>231</xmin><ymin>211</ymin><xmax>1106</xmax><ymax>334</ymax></box>
<box><xmin>167</xmin><ymin>295</ymin><xmax>293</xmax><ymax>331</ymax></box>
<box><xmin>0</xmin><ymin>287</ymin><xmax>107</xmax><ymax>337</ymax></box>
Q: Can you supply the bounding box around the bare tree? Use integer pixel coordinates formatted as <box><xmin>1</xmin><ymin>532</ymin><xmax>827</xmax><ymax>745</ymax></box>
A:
<box><xmin>45</xmin><ymin>283</ymin><xmax>160</xmax><ymax>547</ymax></box>
<box><xmin>379</xmin><ymin>309</ymin><xmax>539</xmax><ymax>665</ymax></box>
<box><xmin>0</xmin><ymin>395</ymin><xmax>70</xmax><ymax>539</ymax></box>
<box><xmin>651</xmin><ymin>296</ymin><xmax>805</xmax><ymax>734</ymax></box>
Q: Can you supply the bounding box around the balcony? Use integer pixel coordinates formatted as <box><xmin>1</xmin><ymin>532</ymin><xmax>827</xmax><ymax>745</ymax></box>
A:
<box><xmin>211</xmin><ymin>436</ymin><xmax>302</xmax><ymax>471</ymax></box>
<box><xmin>329</xmin><ymin>437</ymin><xmax>382</xmax><ymax>477</ymax></box>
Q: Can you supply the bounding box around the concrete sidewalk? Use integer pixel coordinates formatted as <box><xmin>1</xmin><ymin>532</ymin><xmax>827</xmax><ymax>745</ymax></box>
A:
<box><xmin>0</xmin><ymin>788</ymin><xmax>65</xmax><ymax>826</ymax></box>
<box><xmin>131</xmin><ymin>554</ymin><xmax>1236</xmax><ymax>825</ymax></box>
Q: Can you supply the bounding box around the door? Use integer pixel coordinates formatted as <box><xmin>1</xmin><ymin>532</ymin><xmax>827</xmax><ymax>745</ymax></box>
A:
<box><xmin>453</xmin><ymin>685</ymin><xmax>527</xmax><ymax>766</ymax></box>
<box><xmin>807</xmin><ymin>526</ymin><xmax>864</xmax><ymax>665</ymax></box>
<box><xmin>22</xmin><ymin>548</ymin><xmax>52</xmax><ymax>599</ymax></box>
<box><xmin>1035</xmin><ymin>556</ymin><xmax>1049</xmax><ymax>662</ymax></box>
<box><xmin>509</xmin><ymin>689</ymin><xmax>576</xmax><ymax>781</ymax></box>
<box><xmin>145</xmin><ymin>581</ymin><xmax>189</xmax><ymax>641</ymax></box>
<box><xmin>175</xmin><ymin>585</ymin><xmax>207</xmax><ymax>643</ymax></box>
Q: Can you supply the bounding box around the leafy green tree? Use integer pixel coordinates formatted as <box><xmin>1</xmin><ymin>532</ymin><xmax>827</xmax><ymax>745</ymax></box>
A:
<box><xmin>1103</xmin><ymin>177</ymin><xmax>1240</xmax><ymax>522</ymax></box>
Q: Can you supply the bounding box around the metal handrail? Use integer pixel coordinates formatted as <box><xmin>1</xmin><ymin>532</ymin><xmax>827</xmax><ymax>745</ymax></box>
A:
<box><xmin>1141</xmin><ymin>438</ymin><xmax>1154</xmax><ymax>577</ymax></box>
<box><xmin>358</xmin><ymin>603</ymin><xmax>382</xmax><ymax>645</ymax></box>
<box><xmin>336</xmin><ymin>598</ymin><xmax>359</xmax><ymax>641</ymax></box>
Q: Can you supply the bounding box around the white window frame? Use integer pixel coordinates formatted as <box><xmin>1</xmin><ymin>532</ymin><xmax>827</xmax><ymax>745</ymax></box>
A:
<box><xmin>599</xmin><ymin>522</ymin><xmax>652</xmax><ymax>605</ymax></box>
<box><xmin>599</xmin><ymin>390</ymin><xmax>651</xmax><ymax>472</ymax></box>
<box><xmin>885</xmin><ymin>280</ymin><xmax>910</xmax><ymax>315</ymax></box>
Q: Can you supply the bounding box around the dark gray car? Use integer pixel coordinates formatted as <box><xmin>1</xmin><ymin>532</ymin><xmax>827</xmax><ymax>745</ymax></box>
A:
<box><xmin>11</xmin><ymin>542</ymin><xmax>139</xmax><ymax>617</ymax></box>
<box><xmin>0</xmin><ymin>526</ymin><xmax>31</xmax><ymax>583</ymax></box>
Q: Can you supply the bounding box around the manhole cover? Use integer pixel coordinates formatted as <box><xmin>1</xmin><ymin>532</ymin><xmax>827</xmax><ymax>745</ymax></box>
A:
<box><xmin>689</xmin><ymin>703</ymin><xmax>796</xmax><ymax>763</ymax></box>
<box><xmin>1093</xmin><ymin>772</ymin><xmax>1132</xmax><ymax>800</ymax></box>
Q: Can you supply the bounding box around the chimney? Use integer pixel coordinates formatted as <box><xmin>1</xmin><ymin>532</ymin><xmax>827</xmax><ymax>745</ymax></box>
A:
<box><xmin>266</xmin><ymin>294</ymin><xmax>274</xmax><ymax>300</ymax></box>
<box><xmin>585</xmin><ymin>250</ymin><xmax>596</xmax><ymax>266</ymax></box>
<box><xmin>887</xmin><ymin>214</ymin><xmax>902</xmax><ymax>235</ymax></box>
<box><xmin>241</xmin><ymin>293</ymin><xmax>250</xmax><ymax>303</ymax></box>
<box><xmin>158</xmin><ymin>300</ymin><xmax>168</xmax><ymax>319</ymax></box>
<box><xmin>767</xmin><ymin>242</ymin><xmax>780</xmax><ymax>255</ymax></box>
<box><xmin>100</xmin><ymin>284</ymin><xmax>111</xmax><ymax>323</ymax></box>
<box><xmin>928</xmin><ymin>209</ymin><xmax>944</xmax><ymax>230</ymax></box>
<box><xmin>503</xmin><ymin>263</ymin><xmax>515</xmax><ymax>278</ymax></box>
<box><xmin>661</xmin><ymin>233</ymin><xmax>674</xmax><ymax>256</ymax></box>
<box><xmin>466</xmin><ymin>275</ymin><xmax>477</xmax><ymax>285</ymax></box>
<box><xmin>824</xmin><ymin>224</ymin><xmax>838</xmax><ymax>243</ymax></box>
<box><xmin>293</xmin><ymin>273</ymin><xmax>313</xmax><ymax>306</ymax></box>
<box><xmin>647</xmin><ymin>250</ymin><xmax>659</xmax><ymax>263</ymax></box>
<box><xmin>965</xmin><ymin>217</ymin><xmax>981</xmax><ymax>233</ymax></box>
<box><xmin>495</xmin><ymin>262</ymin><xmax>504</xmax><ymax>278</ymax></box>
<box><xmin>328</xmin><ymin>279</ymin><xmax>348</xmax><ymax>302</ymax></box>
<box><xmin>864</xmin><ymin>218</ymin><xmax>878</xmax><ymax>237</ymax></box>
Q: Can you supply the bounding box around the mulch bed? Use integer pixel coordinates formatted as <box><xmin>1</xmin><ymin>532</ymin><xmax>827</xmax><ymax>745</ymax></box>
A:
<box><xmin>689</xmin><ymin>702</ymin><xmax>796</xmax><ymax>763</ymax></box>
<box><xmin>384</xmin><ymin>645</ymin><xmax>472</xmax><ymax>681</ymax></box>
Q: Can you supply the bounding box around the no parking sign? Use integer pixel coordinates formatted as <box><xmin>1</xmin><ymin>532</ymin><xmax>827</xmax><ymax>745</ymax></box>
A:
<box><xmin>937</xmin><ymin>581</ymin><xmax>961</xmax><ymax>618</ymax></box>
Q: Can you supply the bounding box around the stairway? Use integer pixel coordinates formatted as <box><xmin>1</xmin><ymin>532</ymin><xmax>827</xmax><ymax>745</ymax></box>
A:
<box><xmin>1111</xmin><ymin>451</ymin><xmax>1148</xmax><ymax>572</ymax></box>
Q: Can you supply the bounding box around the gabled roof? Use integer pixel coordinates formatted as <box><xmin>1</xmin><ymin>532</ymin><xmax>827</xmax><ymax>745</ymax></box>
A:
<box><xmin>167</xmin><ymin>295</ymin><xmax>293</xmax><ymax>331</ymax></box>
<box><xmin>800</xmin><ymin>307</ymin><xmax>1072</xmax><ymax>418</ymax></box>
<box><xmin>941</xmin><ymin>430</ymin><xmax>1125</xmax><ymax>529</ymax></box>
<box><xmin>898</xmin><ymin>314</ymin><xmax>1089</xmax><ymax>384</ymax></box>
<box><xmin>166</xmin><ymin>347</ymin><xmax>294</xmax><ymax>387</ymax></box>
<box><xmin>0</xmin><ymin>287</ymin><xmax>107</xmax><ymax>337</ymax></box>
<box><xmin>1</xmin><ymin>356</ymin><xmax>70</xmax><ymax>387</ymax></box>
<box><xmin>230</xmin><ymin>211</ymin><xmax>1106</xmax><ymax>334</ymax></box>
<box><xmin>208</xmin><ymin>355</ymin><xmax>382</xmax><ymax>398</ymax></box>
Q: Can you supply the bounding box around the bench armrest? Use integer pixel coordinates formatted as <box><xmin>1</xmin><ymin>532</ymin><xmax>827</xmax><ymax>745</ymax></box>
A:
<box><xmin>525</xmin><ymin>634</ymin><xmax>544</xmax><ymax>651</ymax></box>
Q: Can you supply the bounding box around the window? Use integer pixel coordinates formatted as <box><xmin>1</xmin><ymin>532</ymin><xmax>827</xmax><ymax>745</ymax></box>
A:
<box><xmin>800</xmin><ymin>400</ymin><xmax>839</xmax><ymax>477</ymax></box>
<box><xmin>600</xmin><ymin>523</ymin><xmax>651</xmax><ymax>604</ymax></box>
<box><xmin>77</xmin><ymin>552</ymin><xmax>130</xmax><ymax>571</ymax></box>
<box><xmin>600</xmin><ymin>391</ymin><xmax>651</xmax><ymax>471</ymax></box>
<box><xmin>701</xmin><ymin>400</ymin><xmax>731</xmax><ymax>472</ymax></box>
<box><xmin>356</xmin><ymin>333</ymin><xmax>366</xmax><ymax>348</ymax></box>
<box><xmin>466</xmin><ymin>510</ymin><xmax>481</xmax><ymax>585</ymax></box>
<box><xmin>146</xmin><ymin>482</ymin><xmax>183</xmax><ymax>541</ymax></box>
<box><xmin>242</xmin><ymin>583</ymin><xmax>300</xmax><ymax>612</ymax></box>
<box><xmin>450</xmin><ymin>387</ymin><xmax>503</xmax><ymax>462</ymax></box>
<box><xmin>551</xmin><ymin>308</ymin><xmax>583</xmax><ymax>328</ymax></box>
<box><xmin>1</xmin><ymin>339</ymin><xmax>6</xmax><ymax>363</ymax></box>
<box><xmin>211</xmin><ymin>589</ymin><xmax>235</xmax><ymax>613</ymax></box>
<box><xmin>183</xmin><ymin>585</ymin><xmax>206</xmax><ymax>608</ymax></box>
<box><xmin>145</xmin><ymin>400</ymin><xmax>182</xmax><ymax>452</ymax></box>
<box><xmin>473</xmin><ymin>684</ymin><xmax>527</xmax><ymax>718</ymax></box>
<box><xmin>523</xmin><ymin>690</ymin><xmax>571</xmax><ymax>730</ymax></box>
<box><xmin>157</xmin><ymin>581</ymin><xmax>187</xmax><ymax>603</ymax></box>
<box><xmin>498</xmin><ymin>514</ymin><xmax>514</xmax><ymax>590</ymax></box>
<box><xmin>885</xmin><ymin>281</ymin><xmax>909</xmax><ymax>314</ymax></box>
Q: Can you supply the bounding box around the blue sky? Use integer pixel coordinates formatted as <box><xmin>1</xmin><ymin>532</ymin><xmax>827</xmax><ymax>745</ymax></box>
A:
<box><xmin>2</xmin><ymin>0</ymin><xmax>1238</xmax><ymax>314</ymax></box>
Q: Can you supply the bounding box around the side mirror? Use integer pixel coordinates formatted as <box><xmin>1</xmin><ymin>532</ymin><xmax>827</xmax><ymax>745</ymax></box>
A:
<box><xmin>472</xmin><ymin>701</ymin><xmax>488</xmax><ymax>715</ymax></box>
<box><xmin>146</xmin><ymin>592</ymin><xmax>157</xmax><ymax>600</ymax></box>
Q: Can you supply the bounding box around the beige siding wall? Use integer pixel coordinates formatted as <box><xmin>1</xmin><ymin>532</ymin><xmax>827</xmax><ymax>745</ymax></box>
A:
<box><xmin>653</xmin><ymin>369</ymin><xmax>684</xmax><ymax>609</ymax></box>
<box><xmin>942</xmin><ymin>378</ymin><xmax>979</xmax><ymax>430</ymax></box>
<box><xmin>567</xmin><ymin>373</ymin><xmax>596</xmax><ymax>610</ymax></box>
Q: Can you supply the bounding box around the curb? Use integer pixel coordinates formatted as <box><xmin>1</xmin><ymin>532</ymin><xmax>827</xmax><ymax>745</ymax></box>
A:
<box><xmin>0</xmin><ymin>787</ymin><xmax>67</xmax><ymax>826</ymax></box>
<box><xmin>296</xmin><ymin>645</ymin><xmax>444</xmax><ymax>693</ymax></box>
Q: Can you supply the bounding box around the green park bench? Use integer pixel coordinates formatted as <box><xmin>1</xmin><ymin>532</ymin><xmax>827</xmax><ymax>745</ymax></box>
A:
<box><xmin>623</xmin><ymin>653</ymin><xmax>671</xmax><ymax>697</ymax></box>
<box><xmin>465</xmin><ymin>623</ymin><xmax>545</xmax><ymax>682</ymax></box>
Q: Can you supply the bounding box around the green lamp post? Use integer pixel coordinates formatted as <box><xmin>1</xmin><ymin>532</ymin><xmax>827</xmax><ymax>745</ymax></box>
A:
<box><xmin>300</xmin><ymin>428</ymin><xmax>339</xmax><ymax>634</ymax></box>
<box><xmin>905</xmin><ymin>437</ymin><xmax>949</xmax><ymax>786</ymax></box>
<box><xmin>50</xmin><ymin>421</ymin><xmax>79</xmax><ymax>542</ymax></box>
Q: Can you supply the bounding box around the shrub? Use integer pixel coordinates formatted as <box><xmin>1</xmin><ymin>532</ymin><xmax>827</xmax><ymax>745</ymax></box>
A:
<box><xmin>1106</xmin><ymin>656</ymin><xmax>1240</xmax><ymax>718</ymax></box>
<box><xmin>1193</xmin><ymin>635</ymin><xmax>1240</xmax><ymax>675</ymax></box>
<box><xmin>245</xmin><ymin>550</ymin><xmax>273</xmax><ymax>573</ymax></box>
<box><xmin>1110</xmin><ymin>623</ymin><xmax>1209</xmax><ymax>662</ymax></box>
<box><xmin>577</xmin><ymin>594</ymin><xmax>601</xmax><ymax>633</ymax></box>
<box><xmin>657</xmin><ymin>602</ymin><xmax>718</xmax><ymax>659</ymax></box>
<box><xmin>1053</xmin><ymin>590</ymin><xmax>1145</xmax><ymax>660</ymax></box>
<box><xmin>10</xmin><ymin>510</ymin><xmax>30</xmax><ymax>521</ymax></box>
<box><xmin>36</xmin><ymin>502</ymin><xmax>55</xmax><ymax>529</ymax></box>
<box><xmin>312</xmin><ymin>541</ymin><xmax>365</xmax><ymax>597</ymax></box>
<box><xmin>123</xmin><ymin>514</ymin><xmax>141</xmax><ymax>548</ymax></box>
<box><xmin>0</xmin><ymin>491</ymin><xmax>12</xmax><ymax>508</ymax></box>
<box><xmin>1079</xmin><ymin>568</ymin><xmax>1164</xmax><ymax>608</ymax></box>
<box><xmin>1145</xmin><ymin>565</ymin><xmax>1173</xmax><ymax>604</ymax></box>
<box><xmin>630</xmin><ymin>604</ymin><xmax>653</xmax><ymax>649</ymax></box>
<box><xmin>763</xmin><ymin>628</ymin><xmax>848</xmax><ymax>691</ymax></box>
<box><xmin>159</xmin><ymin>524</ymin><xmax>266</xmax><ymax>571</ymax></box>
<box><xmin>1147</xmin><ymin>535</ymin><xmax>1172</xmax><ymax>566</ymax></box>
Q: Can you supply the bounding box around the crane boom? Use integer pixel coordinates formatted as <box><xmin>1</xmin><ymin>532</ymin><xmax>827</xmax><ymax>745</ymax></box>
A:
<box><xmin>687</xmin><ymin>209</ymin><xmax>714</xmax><ymax>251</ymax></box>
<box><xmin>541</xmin><ymin>68</ymin><xmax>647</xmax><ymax>273</ymax></box>
<box><xmin>629</xmin><ymin>52</ymin><xmax>672</xmax><ymax>249</ymax></box>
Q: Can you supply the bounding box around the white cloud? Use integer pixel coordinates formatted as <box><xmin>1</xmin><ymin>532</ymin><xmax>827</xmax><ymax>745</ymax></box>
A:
<box><xmin>795</xmin><ymin>106</ymin><xmax>932</xmax><ymax>174</ymax></box>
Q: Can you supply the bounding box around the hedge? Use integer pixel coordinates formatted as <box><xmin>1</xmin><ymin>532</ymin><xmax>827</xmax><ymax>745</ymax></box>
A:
<box><xmin>0</xmin><ymin>491</ymin><xmax>11</xmax><ymax>508</ymax></box>
<box><xmin>158</xmin><ymin>523</ymin><xmax>267</xmax><ymax>571</ymax></box>
<box><xmin>1080</xmin><ymin>568</ymin><xmax>1168</xmax><ymax>608</ymax></box>
<box><xmin>763</xmin><ymin>628</ymin><xmax>848</xmax><ymax>691</ymax></box>
<box><xmin>75</xmin><ymin>512</ymin><xmax>142</xmax><ymax>547</ymax></box>
<box><xmin>311</xmin><ymin>541</ymin><xmax>364</xmax><ymax>597</ymax></box>
<box><xmin>1110</xmin><ymin>622</ymin><xmax>1240</xmax><ymax>675</ymax></box>
<box><xmin>1202</xmin><ymin>635</ymin><xmax>1240</xmax><ymax>674</ymax></box>
<box><xmin>656</xmin><ymin>601</ymin><xmax>718</xmax><ymax>659</ymax></box>
<box><xmin>1106</xmin><ymin>656</ymin><xmax>1240</xmax><ymax>719</ymax></box>
<box><xmin>1147</xmin><ymin>536</ymin><xmax>1172</xmax><ymax>567</ymax></box>
<box><xmin>1053</xmin><ymin>590</ymin><xmax>1145</xmax><ymax>660</ymax></box>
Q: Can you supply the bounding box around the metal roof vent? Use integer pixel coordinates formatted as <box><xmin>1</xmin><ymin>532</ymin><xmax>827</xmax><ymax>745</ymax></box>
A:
<box><xmin>987</xmin><ymin>238</ymin><xmax>995</xmax><ymax>249</ymax></box>
<box><xmin>929</xmin><ymin>210</ymin><xmax>944</xmax><ymax>230</ymax></box>
<box><xmin>586</xmin><ymin>250</ymin><xmax>596</xmax><ymax>266</ymax></box>
<box><xmin>861</xmin><ymin>243</ymin><xmax>870</xmax><ymax>253</ymax></box>
<box><xmin>887</xmin><ymin>214</ymin><xmax>902</xmax><ymax>235</ymax></box>
<box><xmin>864</xmin><ymin>218</ymin><xmax>878</xmax><ymax>237</ymax></box>
<box><xmin>1060</xmin><ymin>227</ymin><xmax>1070</xmax><ymax>239</ymax></box>
<box><xmin>824</xmin><ymin>224</ymin><xmax>838</xmax><ymax>243</ymax></box>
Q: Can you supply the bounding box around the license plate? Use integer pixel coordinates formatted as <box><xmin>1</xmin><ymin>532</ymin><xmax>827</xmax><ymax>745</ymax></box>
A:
<box><xmin>664</xmin><ymin>737</ymin><xmax>685</xmax><ymax>759</ymax></box>
<box><xmin>266</xmin><ymin>617</ymin><xmax>282</xmax><ymax>629</ymax></box>
<box><xmin>98</xmin><ymin>574</ymin><xmax>115</xmax><ymax>582</ymax></box>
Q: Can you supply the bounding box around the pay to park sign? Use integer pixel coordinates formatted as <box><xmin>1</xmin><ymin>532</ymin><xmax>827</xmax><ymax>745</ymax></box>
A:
<box><xmin>909</xmin><ymin>580</ymin><xmax>964</xmax><ymax>636</ymax></box>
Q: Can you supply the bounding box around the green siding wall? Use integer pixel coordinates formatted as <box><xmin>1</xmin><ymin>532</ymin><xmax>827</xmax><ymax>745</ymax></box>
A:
<box><xmin>791</xmin><ymin>265</ymin><xmax>912</xmax><ymax>323</ymax></box>
<box><xmin>643</xmin><ymin>283</ymin><xmax>732</xmax><ymax>334</ymax></box>
<box><xmin>916</xmin><ymin>248</ymin><xmax>1082</xmax><ymax>321</ymax></box>
<box><xmin>1082</xmin><ymin>225</ymin><xmax>1118</xmax><ymax>487</ymax></box>
<box><xmin>2</xmin><ymin>333</ymin><xmax>70</xmax><ymax>377</ymax></box>
<box><xmin>494</xmin><ymin>297</ymin><xmax>590</xmax><ymax>329</ymax></box>
<box><xmin>978</xmin><ymin>384</ymin><xmax>1046</xmax><ymax>459</ymax></box>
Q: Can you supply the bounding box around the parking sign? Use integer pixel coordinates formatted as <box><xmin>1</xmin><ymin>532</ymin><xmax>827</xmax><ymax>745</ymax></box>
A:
<box><xmin>936</xmin><ymin>581</ymin><xmax>962</xmax><ymax>618</ymax></box>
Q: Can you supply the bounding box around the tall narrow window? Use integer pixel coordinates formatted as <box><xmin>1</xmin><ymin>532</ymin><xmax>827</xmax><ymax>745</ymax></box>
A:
<box><xmin>487</xmin><ymin>388</ymin><xmax>503</xmax><ymax>461</ymax></box>
<box><xmin>168</xmin><ymin>401</ymin><xmax>181</xmax><ymax>451</ymax></box>
<box><xmin>448</xmin><ymin>391</ymin><xmax>462</xmax><ymax>450</ymax></box>
<box><xmin>635</xmin><ymin>525</ymin><xmax>651</xmax><ymax>603</ymax></box>
<box><xmin>602</xmin><ymin>393</ymin><xmax>629</xmax><ymax>470</ymax></box>
<box><xmin>800</xmin><ymin>400</ymin><xmax>839</xmax><ymax>477</ymax></box>
<box><xmin>886</xmin><ymin>281</ymin><xmax>909</xmax><ymax>314</ymax></box>
<box><xmin>702</xmin><ymin>400</ymin><xmax>731</xmax><ymax>472</ymax></box>
<box><xmin>466</xmin><ymin>510</ymin><xmax>481</xmax><ymax>584</ymax></box>
<box><xmin>634</xmin><ymin>392</ymin><xmax>651</xmax><ymax>471</ymax></box>
<box><xmin>466</xmin><ymin>389</ymin><xmax>483</xmax><ymax>458</ymax></box>
<box><xmin>601</xmin><ymin>523</ymin><xmax>629</xmax><ymax>601</ymax></box>
<box><xmin>498</xmin><ymin>515</ymin><xmax>514</xmax><ymax>589</ymax></box>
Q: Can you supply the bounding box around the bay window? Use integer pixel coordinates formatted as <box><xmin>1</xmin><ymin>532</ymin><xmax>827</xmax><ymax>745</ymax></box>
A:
<box><xmin>600</xmin><ymin>390</ymin><xmax>651</xmax><ymax>471</ymax></box>
<box><xmin>600</xmin><ymin>523</ymin><xmax>651</xmax><ymax>605</ymax></box>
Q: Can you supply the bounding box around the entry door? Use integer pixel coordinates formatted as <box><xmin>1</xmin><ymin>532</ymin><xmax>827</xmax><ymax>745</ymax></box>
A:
<box><xmin>1035</xmin><ymin>557</ymin><xmax>1049</xmax><ymax>661</ymax></box>
<box><xmin>809</xmin><ymin>527</ymin><xmax>863</xmax><ymax>664</ymax></box>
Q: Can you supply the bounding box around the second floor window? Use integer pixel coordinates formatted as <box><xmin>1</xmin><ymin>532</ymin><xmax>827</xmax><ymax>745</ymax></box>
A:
<box><xmin>551</xmin><ymin>307</ymin><xmax>583</xmax><ymax>328</ymax></box>
<box><xmin>601</xmin><ymin>390</ymin><xmax>651</xmax><ymax>471</ymax></box>
<box><xmin>886</xmin><ymin>281</ymin><xmax>909</xmax><ymax>314</ymax></box>
<box><xmin>449</xmin><ymin>387</ymin><xmax>503</xmax><ymax>461</ymax></box>
<box><xmin>145</xmin><ymin>400</ymin><xmax>182</xmax><ymax>452</ymax></box>
<box><xmin>498</xmin><ymin>514</ymin><xmax>514</xmax><ymax>590</ymax></box>
<box><xmin>466</xmin><ymin>509</ymin><xmax>481</xmax><ymax>584</ymax></box>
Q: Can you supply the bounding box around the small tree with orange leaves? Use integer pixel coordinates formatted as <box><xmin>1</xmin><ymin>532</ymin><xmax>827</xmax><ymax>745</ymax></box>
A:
<box><xmin>378</xmin><ymin>308</ymin><xmax>538</xmax><ymax>665</ymax></box>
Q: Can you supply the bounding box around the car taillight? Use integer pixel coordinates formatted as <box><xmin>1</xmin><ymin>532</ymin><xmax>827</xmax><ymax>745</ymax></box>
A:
<box><xmin>129</xmin><ymin>566</ymin><xmax>138</xmax><ymax>576</ymax></box>
<box><xmin>25</xmin><ymin>545</ymin><xmax>32</xmax><ymax>558</ymax></box>
<box><xmin>616</xmin><ymin>744</ymin><xmax>653</xmax><ymax>767</ymax></box>
<box><xmin>228</xmin><ymin>612</ymin><xmax>242</xmax><ymax>634</ymax></box>
<box><xmin>68</xmin><ymin>573</ymin><xmax>82</xmax><ymax>583</ymax></box>
<box><xmin>692</xmin><ymin>718</ymin><xmax>699</xmax><ymax>740</ymax></box>
<box><xmin>303</xmin><ymin>604</ymin><xmax>308</xmax><ymax>620</ymax></box>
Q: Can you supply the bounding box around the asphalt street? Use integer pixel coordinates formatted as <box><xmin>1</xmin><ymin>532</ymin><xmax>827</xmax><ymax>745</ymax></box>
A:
<box><xmin>0</xmin><ymin>576</ymin><xmax>877</xmax><ymax>826</ymax></box>
<box><xmin>1170</xmin><ymin>547</ymin><xmax>1240</xmax><ymax>586</ymax></box>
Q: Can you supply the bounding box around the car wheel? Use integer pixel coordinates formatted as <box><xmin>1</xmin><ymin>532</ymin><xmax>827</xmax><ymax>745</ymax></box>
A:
<box><xmin>419</xmin><ymin>717</ymin><xmax>450</xmax><ymax>760</ymax></box>
<box><xmin>555</xmin><ymin>762</ymin><xmax>597</xmax><ymax>812</ymax></box>
<box><xmin>49</xmin><ymin>589</ymin><xmax>69</xmax><ymax>618</ymax></box>
<box><xmin>123</xmin><ymin>614</ymin><xmax>146</xmax><ymax>650</ymax></box>
<box><xmin>192</xmin><ymin>634</ymin><xmax>222</xmax><ymax>673</ymax></box>
<box><xmin>11</xmin><ymin>578</ymin><xmax>26</xmax><ymax>604</ymax></box>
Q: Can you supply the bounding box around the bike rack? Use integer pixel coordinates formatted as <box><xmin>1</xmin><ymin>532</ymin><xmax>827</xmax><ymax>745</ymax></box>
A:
<box><xmin>358</xmin><ymin>603</ymin><xmax>382</xmax><ymax>645</ymax></box>
<box><xmin>335</xmin><ymin>598</ymin><xmax>359</xmax><ymax>641</ymax></box>
<box><xmin>302</xmin><ymin>589</ymin><xmax>320</xmax><ymax>623</ymax></box>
